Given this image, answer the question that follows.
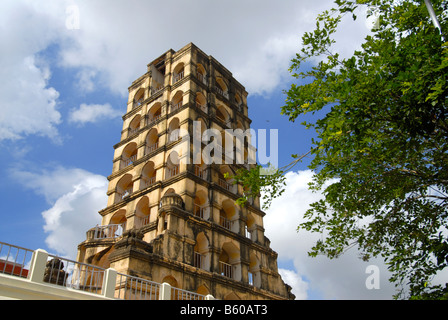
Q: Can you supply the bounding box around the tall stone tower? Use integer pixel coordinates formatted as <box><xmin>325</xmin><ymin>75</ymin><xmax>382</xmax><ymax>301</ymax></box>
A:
<box><xmin>77</xmin><ymin>43</ymin><xmax>294</xmax><ymax>300</ymax></box>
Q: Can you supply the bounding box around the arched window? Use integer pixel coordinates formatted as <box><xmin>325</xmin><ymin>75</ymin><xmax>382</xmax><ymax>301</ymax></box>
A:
<box><xmin>114</xmin><ymin>174</ymin><xmax>133</xmax><ymax>203</ymax></box>
<box><xmin>135</xmin><ymin>196</ymin><xmax>150</xmax><ymax>227</ymax></box>
<box><xmin>173</xmin><ymin>63</ymin><xmax>185</xmax><ymax>83</ymax></box>
<box><xmin>194</xmin><ymin>232</ymin><xmax>210</xmax><ymax>270</ymax></box>
<box><xmin>147</xmin><ymin>102</ymin><xmax>162</xmax><ymax>124</ymax></box>
<box><xmin>215</xmin><ymin>77</ymin><xmax>229</xmax><ymax>99</ymax></box>
<box><xmin>196</xmin><ymin>64</ymin><xmax>207</xmax><ymax>85</ymax></box>
<box><xmin>133</xmin><ymin>88</ymin><xmax>145</xmax><ymax>108</ymax></box>
<box><xmin>128</xmin><ymin>114</ymin><xmax>141</xmax><ymax>137</ymax></box>
<box><xmin>167</xmin><ymin>118</ymin><xmax>180</xmax><ymax>143</ymax></box>
<box><xmin>145</xmin><ymin>128</ymin><xmax>159</xmax><ymax>155</ymax></box>
<box><xmin>166</xmin><ymin>151</ymin><xmax>180</xmax><ymax>179</ymax></box>
<box><xmin>195</xmin><ymin>92</ymin><xmax>207</xmax><ymax>113</ymax></box>
<box><xmin>140</xmin><ymin>161</ymin><xmax>156</xmax><ymax>190</ymax></box>
<box><xmin>120</xmin><ymin>143</ymin><xmax>138</xmax><ymax>169</ymax></box>
<box><xmin>219</xmin><ymin>199</ymin><xmax>237</xmax><ymax>232</ymax></box>
<box><xmin>219</xmin><ymin>242</ymin><xmax>240</xmax><ymax>280</ymax></box>
<box><xmin>193</xmin><ymin>190</ymin><xmax>209</xmax><ymax>219</ymax></box>
<box><xmin>171</xmin><ymin>91</ymin><xmax>183</xmax><ymax>112</ymax></box>
<box><xmin>249</xmin><ymin>253</ymin><xmax>261</xmax><ymax>287</ymax></box>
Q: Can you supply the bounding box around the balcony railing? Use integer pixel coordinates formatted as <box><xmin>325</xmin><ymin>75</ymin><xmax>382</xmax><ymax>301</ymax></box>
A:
<box><xmin>173</xmin><ymin>71</ymin><xmax>184</xmax><ymax>84</ymax></box>
<box><xmin>145</xmin><ymin>142</ymin><xmax>158</xmax><ymax>155</ymax></box>
<box><xmin>91</xmin><ymin>224</ymin><xmax>125</xmax><ymax>240</ymax></box>
<box><xmin>0</xmin><ymin>241</ymin><xmax>216</xmax><ymax>300</ymax></box>
<box><xmin>218</xmin><ymin>178</ymin><xmax>232</xmax><ymax>191</ymax></box>
<box><xmin>193</xmin><ymin>252</ymin><xmax>204</xmax><ymax>269</ymax></box>
<box><xmin>194</xmin><ymin>166</ymin><xmax>206</xmax><ymax>179</ymax></box>
<box><xmin>194</xmin><ymin>204</ymin><xmax>206</xmax><ymax>219</ymax></box>
<box><xmin>219</xmin><ymin>261</ymin><xmax>232</xmax><ymax>279</ymax></box>
<box><xmin>115</xmin><ymin>272</ymin><xmax>160</xmax><ymax>300</ymax></box>
<box><xmin>171</xmin><ymin>101</ymin><xmax>183</xmax><ymax>113</ymax></box>
<box><xmin>121</xmin><ymin>154</ymin><xmax>137</xmax><ymax>169</ymax></box>
<box><xmin>196</xmin><ymin>72</ymin><xmax>207</xmax><ymax>85</ymax></box>
<box><xmin>166</xmin><ymin>165</ymin><xmax>179</xmax><ymax>179</ymax></box>
<box><xmin>219</xmin><ymin>216</ymin><xmax>233</xmax><ymax>230</ymax></box>
<box><xmin>141</xmin><ymin>176</ymin><xmax>156</xmax><ymax>189</ymax></box>
<box><xmin>0</xmin><ymin>242</ymin><xmax>33</xmax><ymax>278</ymax></box>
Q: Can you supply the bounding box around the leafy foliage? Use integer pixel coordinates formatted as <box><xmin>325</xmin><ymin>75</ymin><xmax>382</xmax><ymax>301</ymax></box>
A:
<box><xmin>235</xmin><ymin>0</ymin><xmax>448</xmax><ymax>299</ymax></box>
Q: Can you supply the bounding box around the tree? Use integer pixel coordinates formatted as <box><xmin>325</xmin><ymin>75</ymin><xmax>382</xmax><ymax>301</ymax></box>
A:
<box><xmin>236</xmin><ymin>0</ymin><xmax>448</xmax><ymax>299</ymax></box>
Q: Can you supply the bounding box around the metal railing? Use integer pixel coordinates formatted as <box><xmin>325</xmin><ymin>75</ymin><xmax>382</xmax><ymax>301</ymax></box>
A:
<box><xmin>0</xmin><ymin>241</ymin><xmax>217</xmax><ymax>300</ymax></box>
<box><xmin>219</xmin><ymin>261</ymin><xmax>233</xmax><ymax>279</ymax></box>
<box><xmin>115</xmin><ymin>272</ymin><xmax>160</xmax><ymax>300</ymax></box>
<box><xmin>172</xmin><ymin>286</ymin><xmax>206</xmax><ymax>300</ymax></box>
<box><xmin>0</xmin><ymin>242</ymin><xmax>34</xmax><ymax>278</ymax></box>
<box><xmin>44</xmin><ymin>254</ymin><xmax>105</xmax><ymax>295</ymax></box>
<box><xmin>92</xmin><ymin>224</ymin><xmax>125</xmax><ymax>240</ymax></box>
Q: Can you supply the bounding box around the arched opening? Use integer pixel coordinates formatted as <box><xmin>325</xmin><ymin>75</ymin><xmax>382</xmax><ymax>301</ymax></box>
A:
<box><xmin>166</xmin><ymin>151</ymin><xmax>180</xmax><ymax>179</ymax></box>
<box><xmin>218</xmin><ymin>165</ymin><xmax>235</xmax><ymax>193</ymax></box>
<box><xmin>120</xmin><ymin>142</ymin><xmax>138</xmax><ymax>169</ymax></box>
<box><xmin>171</xmin><ymin>90</ymin><xmax>183</xmax><ymax>112</ymax></box>
<box><xmin>196</xmin><ymin>64</ymin><xmax>207</xmax><ymax>85</ymax></box>
<box><xmin>219</xmin><ymin>242</ymin><xmax>240</xmax><ymax>280</ymax></box>
<box><xmin>114</xmin><ymin>174</ymin><xmax>133</xmax><ymax>203</ymax></box>
<box><xmin>194</xmin><ymin>232</ymin><xmax>210</xmax><ymax>271</ymax></box>
<box><xmin>196</xmin><ymin>284</ymin><xmax>210</xmax><ymax>296</ymax></box>
<box><xmin>140</xmin><ymin>161</ymin><xmax>156</xmax><ymax>190</ymax></box>
<box><xmin>145</xmin><ymin>128</ymin><xmax>159</xmax><ymax>154</ymax></box>
<box><xmin>128</xmin><ymin>114</ymin><xmax>141</xmax><ymax>137</ymax></box>
<box><xmin>195</xmin><ymin>92</ymin><xmax>207</xmax><ymax>113</ymax></box>
<box><xmin>167</xmin><ymin>117</ymin><xmax>180</xmax><ymax>143</ymax></box>
<box><xmin>133</xmin><ymin>88</ymin><xmax>145</xmax><ymax>107</ymax></box>
<box><xmin>147</xmin><ymin>102</ymin><xmax>162</xmax><ymax>124</ymax></box>
<box><xmin>193</xmin><ymin>190</ymin><xmax>209</xmax><ymax>219</ymax></box>
<box><xmin>173</xmin><ymin>63</ymin><xmax>185</xmax><ymax>83</ymax></box>
<box><xmin>216</xmin><ymin>105</ymin><xmax>229</xmax><ymax>124</ymax></box>
<box><xmin>219</xmin><ymin>199</ymin><xmax>238</xmax><ymax>232</ymax></box>
<box><xmin>105</xmin><ymin>209</ymin><xmax>126</xmax><ymax>237</ymax></box>
<box><xmin>246</xmin><ymin>212</ymin><xmax>256</xmax><ymax>241</ymax></box>
<box><xmin>215</xmin><ymin>77</ymin><xmax>228</xmax><ymax>98</ymax></box>
<box><xmin>135</xmin><ymin>196</ymin><xmax>150</xmax><ymax>227</ymax></box>
<box><xmin>249</xmin><ymin>253</ymin><xmax>261</xmax><ymax>287</ymax></box>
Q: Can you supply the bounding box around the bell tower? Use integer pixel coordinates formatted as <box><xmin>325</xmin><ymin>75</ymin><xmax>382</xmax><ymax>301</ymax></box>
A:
<box><xmin>77</xmin><ymin>43</ymin><xmax>294</xmax><ymax>300</ymax></box>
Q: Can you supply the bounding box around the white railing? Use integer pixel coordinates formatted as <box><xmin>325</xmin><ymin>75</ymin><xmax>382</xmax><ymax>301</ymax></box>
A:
<box><xmin>115</xmin><ymin>272</ymin><xmax>160</xmax><ymax>300</ymax></box>
<box><xmin>194</xmin><ymin>166</ymin><xmax>206</xmax><ymax>179</ymax></box>
<box><xmin>196</xmin><ymin>102</ymin><xmax>207</xmax><ymax>113</ymax></box>
<box><xmin>166</xmin><ymin>166</ymin><xmax>179</xmax><ymax>179</ymax></box>
<box><xmin>117</xmin><ymin>187</ymin><xmax>133</xmax><ymax>200</ymax></box>
<box><xmin>44</xmin><ymin>254</ymin><xmax>105</xmax><ymax>295</ymax></box>
<box><xmin>151</xmin><ymin>86</ymin><xmax>163</xmax><ymax>95</ymax></box>
<box><xmin>121</xmin><ymin>154</ymin><xmax>137</xmax><ymax>169</ymax></box>
<box><xmin>194</xmin><ymin>252</ymin><xmax>204</xmax><ymax>269</ymax></box>
<box><xmin>0</xmin><ymin>242</ymin><xmax>34</xmax><ymax>278</ymax></box>
<box><xmin>171</xmin><ymin>286</ymin><xmax>206</xmax><ymax>300</ymax></box>
<box><xmin>141</xmin><ymin>176</ymin><xmax>156</xmax><ymax>189</ymax></box>
<box><xmin>173</xmin><ymin>71</ymin><xmax>184</xmax><ymax>83</ymax></box>
<box><xmin>194</xmin><ymin>204</ymin><xmax>206</xmax><ymax>219</ymax></box>
<box><xmin>219</xmin><ymin>216</ymin><xmax>233</xmax><ymax>230</ymax></box>
<box><xmin>0</xmin><ymin>241</ymin><xmax>216</xmax><ymax>300</ymax></box>
<box><xmin>219</xmin><ymin>261</ymin><xmax>232</xmax><ymax>279</ymax></box>
<box><xmin>145</xmin><ymin>142</ymin><xmax>158</xmax><ymax>155</ymax></box>
<box><xmin>197</xmin><ymin>72</ymin><xmax>207</xmax><ymax>85</ymax></box>
<box><xmin>146</xmin><ymin>114</ymin><xmax>161</xmax><ymax>126</ymax></box>
<box><xmin>171</xmin><ymin>101</ymin><xmax>183</xmax><ymax>112</ymax></box>
<box><xmin>92</xmin><ymin>224</ymin><xmax>125</xmax><ymax>240</ymax></box>
<box><xmin>136</xmin><ymin>215</ymin><xmax>151</xmax><ymax>228</ymax></box>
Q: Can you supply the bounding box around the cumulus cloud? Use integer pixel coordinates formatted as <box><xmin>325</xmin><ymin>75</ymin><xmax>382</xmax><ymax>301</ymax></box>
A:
<box><xmin>68</xmin><ymin>103</ymin><xmax>122</xmax><ymax>126</ymax></box>
<box><xmin>11</xmin><ymin>166</ymin><xmax>107</xmax><ymax>258</ymax></box>
<box><xmin>263</xmin><ymin>170</ymin><xmax>398</xmax><ymax>299</ymax></box>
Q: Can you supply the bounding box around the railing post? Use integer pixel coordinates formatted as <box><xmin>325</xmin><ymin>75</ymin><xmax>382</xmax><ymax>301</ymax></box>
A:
<box><xmin>28</xmin><ymin>249</ymin><xmax>48</xmax><ymax>284</ymax></box>
<box><xmin>159</xmin><ymin>282</ymin><xmax>172</xmax><ymax>300</ymax></box>
<box><xmin>102</xmin><ymin>268</ymin><xmax>118</xmax><ymax>299</ymax></box>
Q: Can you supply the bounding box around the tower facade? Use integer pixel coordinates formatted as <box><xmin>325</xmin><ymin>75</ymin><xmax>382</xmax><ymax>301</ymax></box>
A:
<box><xmin>77</xmin><ymin>43</ymin><xmax>294</xmax><ymax>300</ymax></box>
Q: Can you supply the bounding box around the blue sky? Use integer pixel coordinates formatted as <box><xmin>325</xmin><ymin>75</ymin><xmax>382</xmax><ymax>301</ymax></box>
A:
<box><xmin>0</xmin><ymin>0</ymin><xmax>404</xmax><ymax>299</ymax></box>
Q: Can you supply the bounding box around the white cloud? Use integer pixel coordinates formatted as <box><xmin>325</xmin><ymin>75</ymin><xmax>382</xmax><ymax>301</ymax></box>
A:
<box><xmin>264</xmin><ymin>170</ymin><xmax>398</xmax><ymax>299</ymax></box>
<box><xmin>0</xmin><ymin>0</ymin><xmax>375</xmax><ymax>142</ymax></box>
<box><xmin>11</xmin><ymin>166</ymin><xmax>107</xmax><ymax>258</ymax></box>
<box><xmin>278</xmin><ymin>268</ymin><xmax>309</xmax><ymax>300</ymax></box>
<box><xmin>68</xmin><ymin>103</ymin><xmax>121</xmax><ymax>126</ymax></box>
<box><xmin>0</xmin><ymin>0</ymin><xmax>64</xmax><ymax>142</ymax></box>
